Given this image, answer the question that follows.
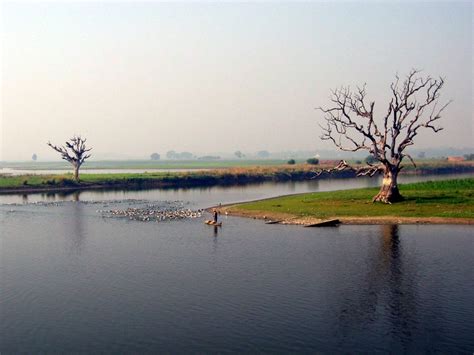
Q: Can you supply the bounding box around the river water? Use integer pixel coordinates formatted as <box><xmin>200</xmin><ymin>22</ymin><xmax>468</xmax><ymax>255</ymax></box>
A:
<box><xmin>1</xmin><ymin>174</ymin><xmax>473</xmax><ymax>352</ymax></box>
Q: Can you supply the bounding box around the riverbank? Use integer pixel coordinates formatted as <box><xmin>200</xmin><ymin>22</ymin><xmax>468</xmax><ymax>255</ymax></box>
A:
<box><xmin>1</xmin><ymin>162</ymin><xmax>473</xmax><ymax>194</ymax></box>
<box><xmin>0</xmin><ymin>165</ymin><xmax>311</xmax><ymax>194</ymax></box>
<box><xmin>219</xmin><ymin>178</ymin><xmax>474</xmax><ymax>225</ymax></box>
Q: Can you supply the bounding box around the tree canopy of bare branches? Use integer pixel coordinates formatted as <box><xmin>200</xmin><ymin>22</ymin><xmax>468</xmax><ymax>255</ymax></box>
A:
<box><xmin>316</xmin><ymin>70</ymin><xmax>450</xmax><ymax>203</ymax></box>
<box><xmin>47</xmin><ymin>136</ymin><xmax>92</xmax><ymax>181</ymax></box>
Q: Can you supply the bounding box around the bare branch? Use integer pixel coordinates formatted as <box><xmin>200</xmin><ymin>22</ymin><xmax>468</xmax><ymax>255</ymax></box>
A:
<box><xmin>314</xmin><ymin>160</ymin><xmax>383</xmax><ymax>178</ymax></box>
<box><xmin>403</xmin><ymin>153</ymin><xmax>417</xmax><ymax>168</ymax></box>
<box><xmin>313</xmin><ymin>160</ymin><xmax>355</xmax><ymax>177</ymax></box>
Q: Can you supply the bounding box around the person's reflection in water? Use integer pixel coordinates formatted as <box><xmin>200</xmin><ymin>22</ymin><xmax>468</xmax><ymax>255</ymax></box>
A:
<box><xmin>337</xmin><ymin>224</ymin><xmax>417</xmax><ymax>351</ymax></box>
<box><xmin>208</xmin><ymin>225</ymin><xmax>219</xmax><ymax>257</ymax></box>
<box><xmin>21</xmin><ymin>194</ymin><xmax>28</xmax><ymax>204</ymax></box>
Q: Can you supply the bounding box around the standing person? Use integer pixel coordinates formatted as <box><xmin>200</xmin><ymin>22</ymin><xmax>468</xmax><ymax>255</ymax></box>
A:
<box><xmin>213</xmin><ymin>209</ymin><xmax>218</xmax><ymax>224</ymax></box>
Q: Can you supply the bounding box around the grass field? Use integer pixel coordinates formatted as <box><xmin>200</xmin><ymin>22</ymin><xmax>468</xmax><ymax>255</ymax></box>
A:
<box><xmin>231</xmin><ymin>178</ymin><xmax>474</xmax><ymax>220</ymax></box>
<box><xmin>1</xmin><ymin>158</ymin><xmax>472</xmax><ymax>171</ymax></box>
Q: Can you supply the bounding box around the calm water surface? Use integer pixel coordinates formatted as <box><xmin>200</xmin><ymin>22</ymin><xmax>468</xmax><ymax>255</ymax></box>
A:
<box><xmin>1</xmin><ymin>175</ymin><xmax>473</xmax><ymax>352</ymax></box>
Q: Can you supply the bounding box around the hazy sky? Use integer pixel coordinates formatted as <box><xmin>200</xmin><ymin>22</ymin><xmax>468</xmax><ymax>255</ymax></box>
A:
<box><xmin>1</xmin><ymin>1</ymin><xmax>472</xmax><ymax>161</ymax></box>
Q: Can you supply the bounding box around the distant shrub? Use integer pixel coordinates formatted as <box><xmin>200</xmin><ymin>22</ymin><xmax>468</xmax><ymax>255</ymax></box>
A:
<box><xmin>287</xmin><ymin>159</ymin><xmax>296</xmax><ymax>165</ymax></box>
<box><xmin>355</xmin><ymin>160</ymin><xmax>362</xmax><ymax>164</ymax></box>
<box><xmin>150</xmin><ymin>153</ymin><xmax>160</xmax><ymax>160</ymax></box>
<box><xmin>306</xmin><ymin>158</ymin><xmax>319</xmax><ymax>165</ymax></box>
<box><xmin>464</xmin><ymin>153</ymin><xmax>474</xmax><ymax>161</ymax></box>
<box><xmin>23</xmin><ymin>179</ymin><xmax>28</xmax><ymax>185</ymax></box>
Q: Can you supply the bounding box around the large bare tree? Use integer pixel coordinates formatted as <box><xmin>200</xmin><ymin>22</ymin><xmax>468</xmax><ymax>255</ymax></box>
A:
<box><xmin>47</xmin><ymin>136</ymin><xmax>92</xmax><ymax>181</ymax></box>
<box><xmin>316</xmin><ymin>70</ymin><xmax>450</xmax><ymax>203</ymax></box>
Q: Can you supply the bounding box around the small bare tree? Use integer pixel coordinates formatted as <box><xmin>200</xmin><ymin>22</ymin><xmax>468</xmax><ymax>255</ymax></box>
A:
<box><xmin>316</xmin><ymin>70</ymin><xmax>450</xmax><ymax>203</ymax></box>
<box><xmin>47</xmin><ymin>136</ymin><xmax>92</xmax><ymax>181</ymax></box>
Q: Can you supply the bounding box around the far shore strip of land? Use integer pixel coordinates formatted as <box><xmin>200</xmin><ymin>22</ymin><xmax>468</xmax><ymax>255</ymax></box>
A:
<box><xmin>212</xmin><ymin>178</ymin><xmax>474</xmax><ymax>226</ymax></box>
<box><xmin>1</xmin><ymin>162</ymin><xmax>473</xmax><ymax>195</ymax></box>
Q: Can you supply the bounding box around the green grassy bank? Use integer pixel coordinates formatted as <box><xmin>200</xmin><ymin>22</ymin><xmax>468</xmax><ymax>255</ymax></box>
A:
<box><xmin>230</xmin><ymin>178</ymin><xmax>474</xmax><ymax>220</ymax></box>
<box><xmin>0</xmin><ymin>166</ymin><xmax>317</xmax><ymax>193</ymax></box>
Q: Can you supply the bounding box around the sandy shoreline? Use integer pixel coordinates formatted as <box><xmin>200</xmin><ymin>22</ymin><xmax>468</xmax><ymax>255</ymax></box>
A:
<box><xmin>214</xmin><ymin>205</ymin><xmax>474</xmax><ymax>226</ymax></box>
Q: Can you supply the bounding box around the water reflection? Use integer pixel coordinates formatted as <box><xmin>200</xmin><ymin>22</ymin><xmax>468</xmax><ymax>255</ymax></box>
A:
<box><xmin>212</xmin><ymin>228</ymin><xmax>219</xmax><ymax>257</ymax></box>
<box><xmin>383</xmin><ymin>225</ymin><xmax>418</xmax><ymax>350</ymax></box>
<box><xmin>338</xmin><ymin>225</ymin><xmax>417</xmax><ymax>350</ymax></box>
<box><xmin>67</xmin><ymin>199</ymin><xmax>86</xmax><ymax>255</ymax></box>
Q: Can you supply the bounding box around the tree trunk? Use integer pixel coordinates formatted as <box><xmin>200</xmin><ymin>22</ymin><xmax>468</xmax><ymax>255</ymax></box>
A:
<box><xmin>73</xmin><ymin>164</ymin><xmax>80</xmax><ymax>181</ymax></box>
<box><xmin>372</xmin><ymin>166</ymin><xmax>403</xmax><ymax>203</ymax></box>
